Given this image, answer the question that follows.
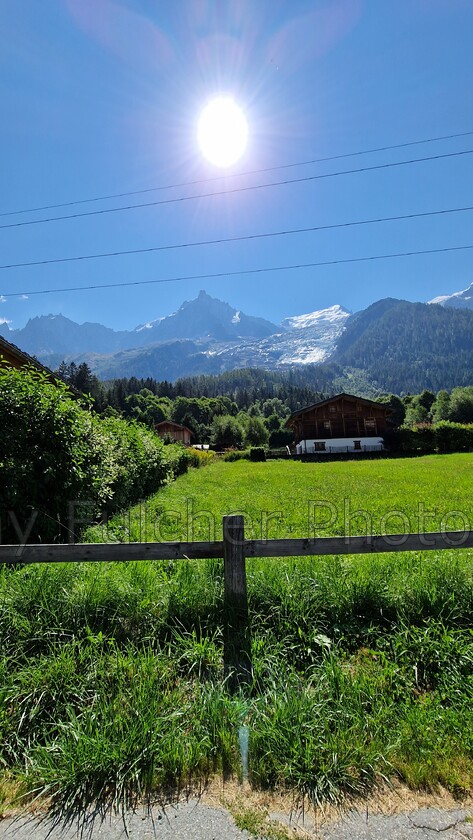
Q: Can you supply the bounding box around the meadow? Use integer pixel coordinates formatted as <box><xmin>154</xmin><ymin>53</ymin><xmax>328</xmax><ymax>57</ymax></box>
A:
<box><xmin>1</xmin><ymin>454</ymin><xmax>473</xmax><ymax>822</ymax></box>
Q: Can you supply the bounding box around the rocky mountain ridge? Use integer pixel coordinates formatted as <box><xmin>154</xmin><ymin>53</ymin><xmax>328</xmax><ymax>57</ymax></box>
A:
<box><xmin>0</xmin><ymin>292</ymin><xmax>352</xmax><ymax>376</ymax></box>
<box><xmin>1</xmin><ymin>285</ymin><xmax>473</xmax><ymax>391</ymax></box>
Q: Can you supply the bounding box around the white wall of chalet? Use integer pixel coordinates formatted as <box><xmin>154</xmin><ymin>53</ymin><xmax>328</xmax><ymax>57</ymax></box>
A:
<box><xmin>295</xmin><ymin>436</ymin><xmax>384</xmax><ymax>454</ymax></box>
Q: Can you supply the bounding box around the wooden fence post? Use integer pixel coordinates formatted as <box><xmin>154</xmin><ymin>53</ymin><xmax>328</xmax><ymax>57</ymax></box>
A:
<box><xmin>223</xmin><ymin>515</ymin><xmax>251</xmax><ymax>690</ymax></box>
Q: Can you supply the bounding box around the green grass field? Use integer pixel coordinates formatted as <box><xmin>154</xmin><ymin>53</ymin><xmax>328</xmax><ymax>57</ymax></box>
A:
<box><xmin>2</xmin><ymin>454</ymin><xmax>473</xmax><ymax>820</ymax></box>
<box><xmin>86</xmin><ymin>454</ymin><xmax>473</xmax><ymax>543</ymax></box>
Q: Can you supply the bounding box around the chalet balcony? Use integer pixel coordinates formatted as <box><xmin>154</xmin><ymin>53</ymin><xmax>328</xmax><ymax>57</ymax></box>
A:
<box><xmin>297</xmin><ymin>422</ymin><xmax>378</xmax><ymax>441</ymax></box>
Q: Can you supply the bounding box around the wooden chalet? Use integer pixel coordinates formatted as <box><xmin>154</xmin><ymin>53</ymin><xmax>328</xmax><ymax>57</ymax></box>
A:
<box><xmin>286</xmin><ymin>393</ymin><xmax>392</xmax><ymax>455</ymax></box>
<box><xmin>155</xmin><ymin>420</ymin><xmax>193</xmax><ymax>446</ymax></box>
<box><xmin>0</xmin><ymin>334</ymin><xmax>63</xmax><ymax>386</ymax></box>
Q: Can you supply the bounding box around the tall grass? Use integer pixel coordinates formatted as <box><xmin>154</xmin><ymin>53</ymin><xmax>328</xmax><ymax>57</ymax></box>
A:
<box><xmin>2</xmin><ymin>454</ymin><xmax>473</xmax><ymax>817</ymax></box>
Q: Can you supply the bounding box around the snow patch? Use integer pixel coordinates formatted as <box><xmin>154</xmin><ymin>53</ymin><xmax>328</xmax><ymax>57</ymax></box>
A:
<box><xmin>282</xmin><ymin>304</ymin><xmax>351</xmax><ymax>331</ymax></box>
<box><xmin>135</xmin><ymin>316</ymin><xmax>165</xmax><ymax>332</ymax></box>
<box><xmin>231</xmin><ymin>310</ymin><xmax>241</xmax><ymax>324</ymax></box>
<box><xmin>202</xmin><ymin>303</ymin><xmax>350</xmax><ymax>369</ymax></box>
<box><xmin>279</xmin><ymin>346</ymin><xmax>328</xmax><ymax>365</ymax></box>
<box><xmin>429</xmin><ymin>281</ymin><xmax>473</xmax><ymax>306</ymax></box>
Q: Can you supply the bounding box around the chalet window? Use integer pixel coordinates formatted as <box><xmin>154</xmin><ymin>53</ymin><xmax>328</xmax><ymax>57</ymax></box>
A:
<box><xmin>364</xmin><ymin>419</ymin><xmax>377</xmax><ymax>433</ymax></box>
<box><xmin>329</xmin><ymin>405</ymin><xmax>337</xmax><ymax>413</ymax></box>
<box><xmin>353</xmin><ymin>440</ymin><xmax>362</xmax><ymax>450</ymax></box>
<box><xmin>323</xmin><ymin>420</ymin><xmax>331</xmax><ymax>431</ymax></box>
<box><xmin>315</xmin><ymin>441</ymin><xmax>326</xmax><ymax>451</ymax></box>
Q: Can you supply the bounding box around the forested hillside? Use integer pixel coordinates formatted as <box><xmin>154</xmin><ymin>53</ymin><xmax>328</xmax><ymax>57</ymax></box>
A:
<box><xmin>335</xmin><ymin>300</ymin><xmax>473</xmax><ymax>392</ymax></box>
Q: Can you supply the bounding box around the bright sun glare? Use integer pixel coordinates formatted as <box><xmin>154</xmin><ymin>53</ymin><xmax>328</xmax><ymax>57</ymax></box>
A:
<box><xmin>198</xmin><ymin>96</ymin><xmax>248</xmax><ymax>168</ymax></box>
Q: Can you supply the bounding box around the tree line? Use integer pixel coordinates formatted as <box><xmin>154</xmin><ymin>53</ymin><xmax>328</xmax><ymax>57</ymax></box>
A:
<box><xmin>56</xmin><ymin>362</ymin><xmax>473</xmax><ymax>450</ymax></box>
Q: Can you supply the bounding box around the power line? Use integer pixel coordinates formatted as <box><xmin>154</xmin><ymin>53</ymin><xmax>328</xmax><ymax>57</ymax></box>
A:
<box><xmin>1</xmin><ymin>204</ymin><xmax>472</xmax><ymax>270</ymax></box>
<box><xmin>1</xmin><ymin>148</ymin><xmax>472</xmax><ymax>232</ymax></box>
<box><xmin>1</xmin><ymin>128</ymin><xmax>473</xmax><ymax>219</ymax></box>
<box><xmin>2</xmin><ymin>243</ymin><xmax>471</xmax><ymax>298</ymax></box>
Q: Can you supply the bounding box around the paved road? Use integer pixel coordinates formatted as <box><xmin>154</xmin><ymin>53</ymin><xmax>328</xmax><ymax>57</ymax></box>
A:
<box><xmin>1</xmin><ymin>802</ymin><xmax>473</xmax><ymax>840</ymax></box>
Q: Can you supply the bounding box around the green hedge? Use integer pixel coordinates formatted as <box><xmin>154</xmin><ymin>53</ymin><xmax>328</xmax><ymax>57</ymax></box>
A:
<box><xmin>386</xmin><ymin>422</ymin><xmax>473</xmax><ymax>454</ymax></box>
<box><xmin>0</xmin><ymin>365</ymin><xmax>190</xmax><ymax>543</ymax></box>
<box><xmin>433</xmin><ymin>421</ymin><xmax>473</xmax><ymax>452</ymax></box>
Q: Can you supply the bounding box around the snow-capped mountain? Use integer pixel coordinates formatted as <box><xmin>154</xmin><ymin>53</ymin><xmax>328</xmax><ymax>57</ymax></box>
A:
<box><xmin>205</xmin><ymin>304</ymin><xmax>351</xmax><ymax>370</ymax></box>
<box><xmin>278</xmin><ymin>305</ymin><xmax>351</xmax><ymax>364</ymax></box>
<box><xmin>429</xmin><ymin>282</ymin><xmax>473</xmax><ymax>310</ymax></box>
<box><xmin>1</xmin><ymin>292</ymin><xmax>351</xmax><ymax>379</ymax></box>
<box><xmin>281</xmin><ymin>303</ymin><xmax>350</xmax><ymax>332</ymax></box>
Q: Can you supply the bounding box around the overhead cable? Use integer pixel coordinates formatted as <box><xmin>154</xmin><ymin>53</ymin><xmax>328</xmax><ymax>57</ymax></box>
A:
<box><xmin>2</xmin><ymin>243</ymin><xmax>471</xmax><ymax>298</ymax></box>
<box><xmin>1</xmin><ymin>204</ymin><xmax>472</xmax><ymax>270</ymax></box>
<box><xmin>1</xmin><ymin>129</ymin><xmax>472</xmax><ymax>219</ymax></box>
<box><xmin>1</xmin><ymin>149</ymin><xmax>472</xmax><ymax>232</ymax></box>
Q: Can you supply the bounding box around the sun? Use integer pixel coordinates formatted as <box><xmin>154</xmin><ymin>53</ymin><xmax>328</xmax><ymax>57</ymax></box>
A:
<box><xmin>198</xmin><ymin>97</ymin><xmax>248</xmax><ymax>168</ymax></box>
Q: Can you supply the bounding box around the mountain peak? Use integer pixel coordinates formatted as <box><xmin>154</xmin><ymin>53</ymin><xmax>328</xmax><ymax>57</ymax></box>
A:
<box><xmin>135</xmin><ymin>290</ymin><xmax>281</xmax><ymax>343</ymax></box>
<box><xmin>429</xmin><ymin>281</ymin><xmax>473</xmax><ymax>309</ymax></box>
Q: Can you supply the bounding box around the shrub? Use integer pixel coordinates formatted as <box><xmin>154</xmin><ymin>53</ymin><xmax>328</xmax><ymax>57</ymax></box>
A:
<box><xmin>0</xmin><ymin>365</ymin><xmax>185</xmax><ymax>543</ymax></box>
<box><xmin>222</xmin><ymin>449</ymin><xmax>250</xmax><ymax>462</ymax></box>
<box><xmin>434</xmin><ymin>421</ymin><xmax>473</xmax><ymax>452</ymax></box>
<box><xmin>249</xmin><ymin>447</ymin><xmax>266</xmax><ymax>462</ymax></box>
<box><xmin>386</xmin><ymin>422</ymin><xmax>473</xmax><ymax>454</ymax></box>
<box><xmin>185</xmin><ymin>447</ymin><xmax>215</xmax><ymax>467</ymax></box>
<box><xmin>396</xmin><ymin>425</ymin><xmax>436</xmax><ymax>453</ymax></box>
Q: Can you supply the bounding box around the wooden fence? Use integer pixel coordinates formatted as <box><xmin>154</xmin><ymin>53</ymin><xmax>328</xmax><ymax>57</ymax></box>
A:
<box><xmin>1</xmin><ymin>516</ymin><xmax>472</xmax><ymax>687</ymax></box>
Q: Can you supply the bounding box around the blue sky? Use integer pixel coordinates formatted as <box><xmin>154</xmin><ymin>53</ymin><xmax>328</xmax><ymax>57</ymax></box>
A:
<box><xmin>1</xmin><ymin>0</ymin><xmax>472</xmax><ymax>331</ymax></box>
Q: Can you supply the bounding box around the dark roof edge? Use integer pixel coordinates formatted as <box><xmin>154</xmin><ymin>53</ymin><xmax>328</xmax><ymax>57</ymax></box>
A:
<box><xmin>1</xmin><ymin>335</ymin><xmax>61</xmax><ymax>379</ymax></box>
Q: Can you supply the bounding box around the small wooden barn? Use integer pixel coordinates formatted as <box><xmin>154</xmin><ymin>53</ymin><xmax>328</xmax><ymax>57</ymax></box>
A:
<box><xmin>155</xmin><ymin>420</ymin><xmax>193</xmax><ymax>446</ymax></box>
<box><xmin>286</xmin><ymin>393</ymin><xmax>392</xmax><ymax>455</ymax></box>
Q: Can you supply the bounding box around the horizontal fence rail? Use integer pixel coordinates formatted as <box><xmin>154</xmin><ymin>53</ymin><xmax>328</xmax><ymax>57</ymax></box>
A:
<box><xmin>1</xmin><ymin>516</ymin><xmax>472</xmax><ymax>690</ymax></box>
<box><xmin>1</xmin><ymin>530</ymin><xmax>472</xmax><ymax>565</ymax></box>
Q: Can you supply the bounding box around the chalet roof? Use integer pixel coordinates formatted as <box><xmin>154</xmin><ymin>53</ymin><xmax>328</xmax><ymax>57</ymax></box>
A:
<box><xmin>0</xmin><ymin>334</ymin><xmax>64</xmax><ymax>386</ymax></box>
<box><xmin>155</xmin><ymin>420</ymin><xmax>193</xmax><ymax>435</ymax></box>
<box><xmin>286</xmin><ymin>392</ymin><xmax>392</xmax><ymax>425</ymax></box>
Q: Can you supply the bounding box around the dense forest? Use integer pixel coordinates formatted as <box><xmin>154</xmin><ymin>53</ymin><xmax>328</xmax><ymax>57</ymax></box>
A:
<box><xmin>334</xmin><ymin>299</ymin><xmax>473</xmax><ymax>393</ymax></box>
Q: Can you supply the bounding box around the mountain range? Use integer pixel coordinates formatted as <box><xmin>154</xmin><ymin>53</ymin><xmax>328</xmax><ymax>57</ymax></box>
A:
<box><xmin>1</xmin><ymin>284</ymin><xmax>473</xmax><ymax>393</ymax></box>
<box><xmin>0</xmin><ymin>290</ymin><xmax>351</xmax><ymax>376</ymax></box>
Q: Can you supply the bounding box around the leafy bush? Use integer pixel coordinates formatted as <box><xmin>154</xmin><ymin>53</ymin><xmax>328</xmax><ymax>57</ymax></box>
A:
<box><xmin>434</xmin><ymin>421</ymin><xmax>473</xmax><ymax>452</ymax></box>
<box><xmin>386</xmin><ymin>422</ymin><xmax>473</xmax><ymax>454</ymax></box>
<box><xmin>0</xmin><ymin>365</ymin><xmax>190</xmax><ymax>543</ymax></box>
<box><xmin>185</xmin><ymin>447</ymin><xmax>215</xmax><ymax>467</ymax></box>
<box><xmin>221</xmin><ymin>449</ymin><xmax>250</xmax><ymax>462</ymax></box>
